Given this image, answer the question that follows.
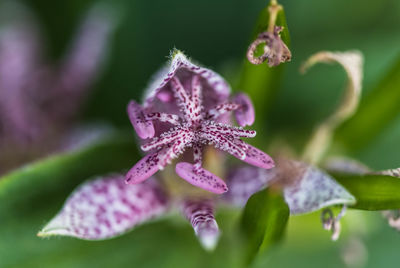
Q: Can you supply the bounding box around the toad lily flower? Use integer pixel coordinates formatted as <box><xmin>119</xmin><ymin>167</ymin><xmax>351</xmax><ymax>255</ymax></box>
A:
<box><xmin>125</xmin><ymin>50</ymin><xmax>274</xmax><ymax>193</ymax></box>
<box><xmin>39</xmin><ymin>50</ymin><xmax>274</xmax><ymax>251</ymax></box>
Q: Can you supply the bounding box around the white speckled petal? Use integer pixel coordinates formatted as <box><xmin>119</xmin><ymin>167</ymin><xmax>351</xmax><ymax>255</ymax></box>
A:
<box><xmin>284</xmin><ymin>165</ymin><xmax>355</xmax><ymax>215</ymax></box>
<box><xmin>38</xmin><ymin>174</ymin><xmax>168</xmax><ymax>240</ymax></box>
<box><xmin>183</xmin><ymin>199</ymin><xmax>220</xmax><ymax>251</ymax></box>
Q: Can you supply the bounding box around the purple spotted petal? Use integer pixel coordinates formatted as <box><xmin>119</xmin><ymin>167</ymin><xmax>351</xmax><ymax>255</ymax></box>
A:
<box><xmin>183</xmin><ymin>199</ymin><xmax>220</xmax><ymax>251</ymax></box>
<box><xmin>38</xmin><ymin>174</ymin><xmax>168</xmax><ymax>239</ymax></box>
<box><xmin>127</xmin><ymin>100</ymin><xmax>155</xmax><ymax>139</ymax></box>
<box><xmin>233</xmin><ymin>93</ymin><xmax>255</xmax><ymax>127</ymax></box>
<box><xmin>224</xmin><ymin>166</ymin><xmax>276</xmax><ymax>207</ymax></box>
<box><xmin>125</xmin><ymin>152</ymin><xmax>161</xmax><ymax>184</ymax></box>
<box><xmin>175</xmin><ymin>162</ymin><xmax>228</xmax><ymax>194</ymax></box>
<box><xmin>243</xmin><ymin>144</ymin><xmax>275</xmax><ymax>169</ymax></box>
<box><xmin>125</xmin><ymin>50</ymin><xmax>273</xmax><ymax>194</ymax></box>
<box><xmin>142</xmin><ymin>49</ymin><xmax>230</xmax><ymax>112</ymax></box>
<box><xmin>284</xmin><ymin>165</ymin><xmax>355</xmax><ymax>215</ymax></box>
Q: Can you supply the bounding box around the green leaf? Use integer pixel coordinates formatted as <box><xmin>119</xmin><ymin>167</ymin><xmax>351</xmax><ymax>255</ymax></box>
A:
<box><xmin>334</xmin><ymin>55</ymin><xmax>400</xmax><ymax>152</ymax></box>
<box><xmin>331</xmin><ymin>172</ymin><xmax>400</xmax><ymax>210</ymax></box>
<box><xmin>240</xmin><ymin>188</ymin><xmax>290</xmax><ymax>265</ymax></box>
<box><xmin>236</xmin><ymin>2</ymin><xmax>290</xmax><ymax>127</ymax></box>
<box><xmin>0</xmin><ymin>131</ymin><xmax>138</xmax><ymax>215</ymax></box>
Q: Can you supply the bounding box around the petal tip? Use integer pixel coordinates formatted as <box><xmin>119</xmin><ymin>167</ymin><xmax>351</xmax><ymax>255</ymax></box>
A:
<box><xmin>127</xmin><ymin>100</ymin><xmax>155</xmax><ymax>139</ymax></box>
<box><xmin>233</xmin><ymin>93</ymin><xmax>255</xmax><ymax>127</ymax></box>
<box><xmin>176</xmin><ymin>162</ymin><xmax>228</xmax><ymax>194</ymax></box>
<box><xmin>37</xmin><ymin>217</ymin><xmax>69</xmax><ymax>238</ymax></box>
<box><xmin>198</xmin><ymin>230</ymin><xmax>220</xmax><ymax>251</ymax></box>
<box><xmin>37</xmin><ymin>228</ymin><xmax>62</xmax><ymax>238</ymax></box>
<box><xmin>125</xmin><ymin>154</ymin><xmax>160</xmax><ymax>185</ymax></box>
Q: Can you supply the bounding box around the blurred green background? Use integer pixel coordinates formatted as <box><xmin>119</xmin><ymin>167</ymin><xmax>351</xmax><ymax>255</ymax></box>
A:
<box><xmin>1</xmin><ymin>0</ymin><xmax>400</xmax><ymax>267</ymax></box>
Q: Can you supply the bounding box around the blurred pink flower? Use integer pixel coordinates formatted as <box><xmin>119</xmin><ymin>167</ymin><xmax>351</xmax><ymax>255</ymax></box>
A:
<box><xmin>0</xmin><ymin>1</ymin><xmax>116</xmax><ymax>173</ymax></box>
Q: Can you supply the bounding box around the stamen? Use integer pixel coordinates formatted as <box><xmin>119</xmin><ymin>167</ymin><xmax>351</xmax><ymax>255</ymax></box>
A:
<box><xmin>202</xmin><ymin>123</ymin><xmax>256</xmax><ymax>138</ymax></box>
<box><xmin>158</xmin><ymin>131</ymin><xmax>195</xmax><ymax>168</ymax></box>
<box><xmin>200</xmin><ymin>132</ymin><xmax>246</xmax><ymax>160</ymax></box>
<box><xmin>170</xmin><ymin>77</ymin><xmax>193</xmax><ymax>121</ymax></box>
<box><xmin>190</xmin><ymin>76</ymin><xmax>203</xmax><ymax>123</ymax></box>
<box><xmin>141</xmin><ymin>127</ymin><xmax>183</xmax><ymax>152</ymax></box>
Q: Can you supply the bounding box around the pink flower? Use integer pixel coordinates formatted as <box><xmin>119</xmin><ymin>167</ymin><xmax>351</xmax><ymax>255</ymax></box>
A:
<box><xmin>125</xmin><ymin>50</ymin><xmax>274</xmax><ymax>194</ymax></box>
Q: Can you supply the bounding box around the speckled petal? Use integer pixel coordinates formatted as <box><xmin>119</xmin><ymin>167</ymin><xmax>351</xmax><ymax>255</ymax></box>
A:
<box><xmin>38</xmin><ymin>174</ymin><xmax>168</xmax><ymax>240</ymax></box>
<box><xmin>224</xmin><ymin>166</ymin><xmax>276</xmax><ymax>207</ymax></box>
<box><xmin>233</xmin><ymin>93</ymin><xmax>255</xmax><ymax>127</ymax></box>
<box><xmin>143</xmin><ymin>49</ymin><xmax>230</xmax><ymax>107</ymax></box>
<box><xmin>125</xmin><ymin>152</ymin><xmax>160</xmax><ymax>184</ymax></box>
<box><xmin>127</xmin><ymin>100</ymin><xmax>155</xmax><ymax>139</ymax></box>
<box><xmin>242</xmin><ymin>143</ymin><xmax>275</xmax><ymax>169</ymax></box>
<box><xmin>175</xmin><ymin>162</ymin><xmax>228</xmax><ymax>194</ymax></box>
<box><xmin>284</xmin><ymin>165</ymin><xmax>356</xmax><ymax>215</ymax></box>
<box><xmin>183</xmin><ymin>199</ymin><xmax>220</xmax><ymax>251</ymax></box>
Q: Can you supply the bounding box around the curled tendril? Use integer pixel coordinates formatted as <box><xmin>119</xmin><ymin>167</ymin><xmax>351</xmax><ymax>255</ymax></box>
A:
<box><xmin>246</xmin><ymin>26</ymin><xmax>291</xmax><ymax>67</ymax></box>
<box><xmin>321</xmin><ymin>205</ymin><xmax>347</xmax><ymax>241</ymax></box>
